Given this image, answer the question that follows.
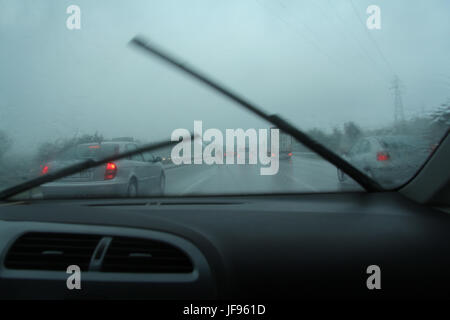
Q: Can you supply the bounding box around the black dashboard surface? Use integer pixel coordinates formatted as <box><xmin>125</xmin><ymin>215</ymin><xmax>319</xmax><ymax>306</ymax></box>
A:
<box><xmin>1</xmin><ymin>192</ymin><xmax>449</xmax><ymax>299</ymax></box>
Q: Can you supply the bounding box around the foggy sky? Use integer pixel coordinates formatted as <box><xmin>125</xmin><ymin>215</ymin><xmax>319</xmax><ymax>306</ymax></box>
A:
<box><xmin>1</xmin><ymin>0</ymin><xmax>449</xmax><ymax>154</ymax></box>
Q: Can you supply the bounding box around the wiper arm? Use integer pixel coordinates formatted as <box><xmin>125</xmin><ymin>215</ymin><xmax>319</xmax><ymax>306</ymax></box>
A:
<box><xmin>0</xmin><ymin>134</ymin><xmax>195</xmax><ymax>200</ymax></box>
<box><xmin>130</xmin><ymin>36</ymin><xmax>382</xmax><ymax>192</ymax></box>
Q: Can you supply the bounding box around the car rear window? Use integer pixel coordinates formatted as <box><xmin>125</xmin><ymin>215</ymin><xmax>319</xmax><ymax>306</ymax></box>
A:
<box><xmin>77</xmin><ymin>144</ymin><xmax>119</xmax><ymax>159</ymax></box>
<box><xmin>58</xmin><ymin>144</ymin><xmax>119</xmax><ymax>160</ymax></box>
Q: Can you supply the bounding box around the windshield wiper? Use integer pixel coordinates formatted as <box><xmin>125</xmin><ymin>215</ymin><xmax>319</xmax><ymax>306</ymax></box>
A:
<box><xmin>0</xmin><ymin>134</ymin><xmax>195</xmax><ymax>200</ymax></box>
<box><xmin>130</xmin><ymin>36</ymin><xmax>382</xmax><ymax>192</ymax></box>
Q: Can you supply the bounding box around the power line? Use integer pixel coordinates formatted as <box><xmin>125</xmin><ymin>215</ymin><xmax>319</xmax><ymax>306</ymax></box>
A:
<box><xmin>348</xmin><ymin>0</ymin><xmax>395</xmax><ymax>76</ymax></box>
<box><xmin>254</xmin><ymin>0</ymin><xmax>345</xmax><ymax>70</ymax></box>
<box><xmin>272</xmin><ymin>0</ymin><xmax>390</xmax><ymax>84</ymax></box>
<box><xmin>274</xmin><ymin>0</ymin><xmax>325</xmax><ymax>47</ymax></box>
<box><xmin>325</xmin><ymin>0</ymin><xmax>390</xmax><ymax>82</ymax></box>
<box><xmin>347</xmin><ymin>0</ymin><xmax>406</xmax><ymax>127</ymax></box>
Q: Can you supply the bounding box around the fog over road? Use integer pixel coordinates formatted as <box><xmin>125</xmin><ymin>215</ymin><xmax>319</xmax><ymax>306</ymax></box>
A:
<box><xmin>165</xmin><ymin>153</ymin><xmax>362</xmax><ymax>196</ymax></box>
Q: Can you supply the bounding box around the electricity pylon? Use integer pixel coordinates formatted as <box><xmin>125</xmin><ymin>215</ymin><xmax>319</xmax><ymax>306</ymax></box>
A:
<box><xmin>390</xmin><ymin>75</ymin><xmax>405</xmax><ymax>128</ymax></box>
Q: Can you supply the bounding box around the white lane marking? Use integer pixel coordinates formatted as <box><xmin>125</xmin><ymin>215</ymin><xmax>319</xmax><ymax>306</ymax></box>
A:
<box><xmin>181</xmin><ymin>171</ymin><xmax>215</xmax><ymax>195</ymax></box>
<box><xmin>163</xmin><ymin>164</ymin><xmax>191</xmax><ymax>171</ymax></box>
<box><xmin>283</xmin><ymin>171</ymin><xmax>320</xmax><ymax>192</ymax></box>
<box><xmin>165</xmin><ymin>165</ymin><xmax>214</xmax><ymax>194</ymax></box>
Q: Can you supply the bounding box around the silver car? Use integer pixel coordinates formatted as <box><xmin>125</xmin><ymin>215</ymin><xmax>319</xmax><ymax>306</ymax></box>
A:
<box><xmin>41</xmin><ymin>141</ymin><xmax>165</xmax><ymax>198</ymax></box>
<box><xmin>337</xmin><ymin>135</ymin><xmax>429</xmax><ymax>185</ymax></box>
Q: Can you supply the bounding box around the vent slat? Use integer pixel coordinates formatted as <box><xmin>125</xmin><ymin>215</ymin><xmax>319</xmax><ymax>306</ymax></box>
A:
<box><xmin>108</xmin><ymin>242</ymin><xmax>173</xmax><ymax>248</ymax></box>
<box><xmin>102</xmin><ymin>237</ymin><xmax>193</xmax><ymax>273</ymax></box>
<box><xmin>6</xmin><ymin>260</ymin><xmax>91</xmax><ymax>266</ymax></box>
<box><xmin>17</xmin><ymin>237</ymin><xmax>100</xmax><ymax>243</ymax></box>
<box><xmin>105</xmin><ymin>249</ymin><xmax>182</xmax><ymax>255</ymax></box>
<box><xmin>12</xmin><ymin>244</ymin><xmax>97</xmax><ymax>250</ymax></box>
<box><xmin>101</xmin><ymin>266</ymin><xmax>193</xmax><ymax>272</ymax></box>
<box><xmin>7</xmin><ymin>253</ymin><xmax>92</xmax><ymax>258</ymax></box>
<box><xmin>4</xmin><ymin>233</ymin><xmax>100</xmax><ymax>271</ymax></box>
<box><xmin>104</xmin><ymin>254</ymin><xmax>187</xmax><ymax>259</ymax></box>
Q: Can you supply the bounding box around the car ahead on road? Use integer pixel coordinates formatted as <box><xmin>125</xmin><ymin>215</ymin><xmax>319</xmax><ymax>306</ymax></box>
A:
<box><xmin>41</xmin><ymin>141</ymin><xmax>165</xmax><ymax>198</ymax></box>
<box><xmin>337</xmin><ymin>135</ymin><xmax>429</xmax><ymax>185</ymax></box>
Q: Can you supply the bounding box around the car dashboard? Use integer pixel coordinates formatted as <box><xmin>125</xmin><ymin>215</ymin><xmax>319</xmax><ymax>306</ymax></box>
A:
<box><xmin>0</xmin><ymin>192</ymin><xmax>449</xmax><ymax>300</ymax></box>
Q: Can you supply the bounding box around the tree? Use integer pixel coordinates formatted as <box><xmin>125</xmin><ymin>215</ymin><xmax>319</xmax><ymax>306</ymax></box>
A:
<box><xmin>343</xmin><ymin>121</ymin><xmax>362</xmax><ymax>142</ymax></box>
<box><xmin>338</xmin><ymin>121</ymin><xmax>363</xmax><ymax>153</ymax></box>
<box><xmin>34</xmin><ymin>132</ymin><xmax>104</xmax><ymax>164</ymax></box>
<box><xmin>425</xmin><ymin>100</ymin><xmax>450</xmax><ymax>144</ymax></box>
<box><xmin>429</xmin><ymin>100</ymin><xmax>450</xmax><ymax>127</ymax></box>
<box><xmin>330</xmin><ymin>127</ymin><xmax>344</xmax><ymax>153</ymax></box>
<box><xmin>77</xmin><ymin>132</ymin><xmax>104</xmax><ymax>144</ymax></box>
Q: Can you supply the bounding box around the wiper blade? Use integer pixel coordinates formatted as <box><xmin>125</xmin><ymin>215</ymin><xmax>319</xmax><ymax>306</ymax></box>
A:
<box><xmin>130</xmin><ymin>36</ymin><xmax>382</xmax><ymax>192</ymax></box>
<box><xmin>0</xmin><ymin>134</ymin><xmax>195</xmax><ymax>200</ymax></box>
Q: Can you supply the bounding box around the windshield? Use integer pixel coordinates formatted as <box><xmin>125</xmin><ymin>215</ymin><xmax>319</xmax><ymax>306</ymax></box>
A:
<box><xmin>1</xmin><ymin>0</ymin><xmax>449</xmax><ymax>199</ymax></box>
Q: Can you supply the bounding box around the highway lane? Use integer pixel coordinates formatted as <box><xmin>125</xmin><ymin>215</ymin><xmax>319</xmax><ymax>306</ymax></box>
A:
<box><xmin>165</xmin><ymin>153</ymin><xmax>363</xmax><ymax>196</ymax></box>
<box><xmin>0</xmin><ymin>153</ymin><xmax>362</xmax><ymax>199</ymax></box>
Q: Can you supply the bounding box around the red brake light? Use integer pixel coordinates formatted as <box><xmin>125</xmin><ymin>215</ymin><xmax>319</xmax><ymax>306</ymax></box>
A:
<box><xmin>104</xmin><ymin>162</ymin><xmax>117</xmax><ymax>180</ymax></box>
<box><xmin>41</xmin><ymin>165</ymin><xmax>49</xmax><ymax>175</ymax></box>
<box><xmin>88</xmin><ymin>145</ymin><xmax>100</xmax><ymax>149</ymax></box>
<box><xmin>376</xmin><ymin>152</ymin><xmax>390</xmax><ymax>161</ymax></box>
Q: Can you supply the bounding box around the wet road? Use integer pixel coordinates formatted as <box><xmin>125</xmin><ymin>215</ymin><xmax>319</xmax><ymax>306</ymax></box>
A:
<box><xmin>0</xmin><ymin>152</ymin><xmax>362</xmax><ymax>199</ymax></box>
<box><xmin>164</xmin><ymin>152</ymin><xmax>362</xmax><ymax>196</ymax></box>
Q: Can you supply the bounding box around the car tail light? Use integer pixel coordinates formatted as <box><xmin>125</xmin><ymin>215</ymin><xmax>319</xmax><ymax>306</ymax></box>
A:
<box><xmin>40</xmin><ymin>165</ymin><xmax>49</xmax><ymax>175</ymax></box>
<box><xmin>376</xmin><ymin>151</ymin><xmax>390</xmax><ymax>161</ymax></box>
<box><xmin>104</xmin><ymin>162</ymin><xmax>117</xmax><ymax>180</ymax></box>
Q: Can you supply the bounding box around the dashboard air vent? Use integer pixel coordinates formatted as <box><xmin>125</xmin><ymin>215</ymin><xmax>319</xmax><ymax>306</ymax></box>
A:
<box><xmin>102</xmin><ymin>237</ymin><xmax>193</xmax><ymax>273</ymax></box>
<box><xmin>4</xmin><ymin>232</ymin><xmax>101</xmax><ymax>271</ymax></box>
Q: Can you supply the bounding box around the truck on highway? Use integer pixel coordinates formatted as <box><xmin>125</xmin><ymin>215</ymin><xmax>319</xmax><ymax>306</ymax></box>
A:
<box><xmin>268</xmin><ymin>127</ymin><xmax>293</xmax><ymax>160</ymax></box>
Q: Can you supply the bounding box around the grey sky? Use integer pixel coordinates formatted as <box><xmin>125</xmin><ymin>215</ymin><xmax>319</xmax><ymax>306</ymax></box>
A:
<box><xmin>1</xmin><ymin>0</ymin><xmax>449</xmax><ymax>153</ymax></box>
